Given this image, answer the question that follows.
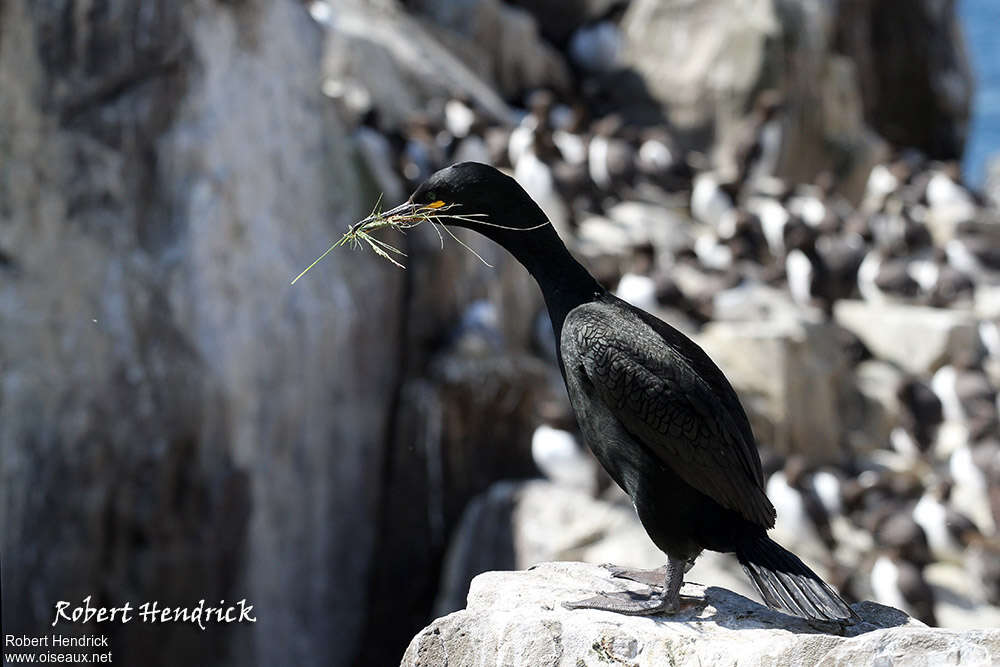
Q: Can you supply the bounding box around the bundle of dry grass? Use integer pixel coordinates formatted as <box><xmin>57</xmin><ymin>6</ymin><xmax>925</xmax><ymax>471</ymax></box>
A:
<box><xmin>290</xmin><ymin>196</ymin><xmax>491</xmax><ymax>283</ymax></box>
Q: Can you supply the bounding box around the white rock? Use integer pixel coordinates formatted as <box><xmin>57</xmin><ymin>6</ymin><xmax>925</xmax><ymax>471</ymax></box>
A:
<box><xmin>605</xmin><ymin>200</ymin><xmax>692</xmax><ymax>254</ymax></box>
<box><xmin>711</xmin><ymin>281</ymin><xmax>816</xmax><ymax>323</ymax></box>
<box><xmin>576</xmin><ymin>215</ymin><xmax>632</xmax><ymax>253</ymax></box>
<box><xmin>323</xmin><ymin>2</ymin><xmax>514</xmax><ymax>128</ymax></box>
<box><xmin>848</xmin><ymin>360</ymin><xmax>903</xmax><ymax>454</ymax></box>
<box><xmin>406</xmin><ymin>0</ymin><xmax>572</xmax><ymax>99</ymax></box>
<box><xmin>696</xmin><ymin>319</ymin><xmax>849</xmax><ymax>461</ymax></box>
<box><xmin>834</xmin><ymin>300</ymin><xmax>978</xmax><ymax>376</ymax></box>
<box><xmin>404</xmin><ymin>561</ymin><xmax>1000</xmax><ymax>667</ymax></box>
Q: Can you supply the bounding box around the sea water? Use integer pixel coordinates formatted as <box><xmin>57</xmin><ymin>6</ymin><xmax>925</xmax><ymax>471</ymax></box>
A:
<box><xmin>959</xmin><ymin>0</ymin><xmax>1000</xmax><ymax>186</ymax></box>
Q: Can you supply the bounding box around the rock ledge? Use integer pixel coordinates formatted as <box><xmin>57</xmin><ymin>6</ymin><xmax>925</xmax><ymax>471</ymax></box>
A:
<box><xmin>402</xmin><ymin>562</ymin><xmax>1000</xmax><ymax>666</ymax></box>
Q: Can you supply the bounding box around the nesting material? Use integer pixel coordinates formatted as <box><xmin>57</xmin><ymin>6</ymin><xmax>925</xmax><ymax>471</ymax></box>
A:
<box><xmin>291</xmin><ymin>198</ymin><xmax>492</xmax><ymax>282</ymax></box>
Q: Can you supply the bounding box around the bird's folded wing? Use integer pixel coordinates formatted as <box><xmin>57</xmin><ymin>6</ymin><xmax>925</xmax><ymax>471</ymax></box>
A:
<box><xmin>576</xmin><ymin>333</ymin><xmax>776</xmax><ymax>528</ymax></box>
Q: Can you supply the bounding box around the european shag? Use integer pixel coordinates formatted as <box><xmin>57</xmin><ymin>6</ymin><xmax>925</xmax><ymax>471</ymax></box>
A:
<box><xmin>368</xmin><ymin>162</ymin><xmax>857</xmax><ymax>623</ymax></box>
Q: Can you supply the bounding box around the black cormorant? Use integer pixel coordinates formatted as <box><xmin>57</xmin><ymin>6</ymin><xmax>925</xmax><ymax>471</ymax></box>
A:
<box><xmin>366</xmin><ymin>162</ymin><xmax>856</xmax><ymax>623</ymax></box>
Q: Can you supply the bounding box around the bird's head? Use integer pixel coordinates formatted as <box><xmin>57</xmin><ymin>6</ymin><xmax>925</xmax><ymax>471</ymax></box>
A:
<box><xmin>338</xmin><ymin>162</ymin><xmax>599</xmax><ymax>303</ymax></box>
<box><xmin>358</xmin><ymin>162</ymin><xmax>556</xmax><ymax>250</ymax></box>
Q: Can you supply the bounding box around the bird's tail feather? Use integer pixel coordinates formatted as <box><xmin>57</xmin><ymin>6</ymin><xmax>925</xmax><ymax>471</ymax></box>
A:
<box><xmin>736</xmin><ymin>534</ymin><xmax>857</xmax><ymax>623</ymax></box>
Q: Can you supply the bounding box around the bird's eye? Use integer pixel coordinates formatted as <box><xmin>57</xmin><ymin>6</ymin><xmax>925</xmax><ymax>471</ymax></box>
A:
<box><xmin>423</xmin><ymin>192</ymin><xmax>446</xmax><ymax>209</ymax></box>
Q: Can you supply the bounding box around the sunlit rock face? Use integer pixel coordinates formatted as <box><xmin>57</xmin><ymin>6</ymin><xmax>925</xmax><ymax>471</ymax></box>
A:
<box><xmin>613</xmin><ymin>0</ymin><xmax>971</xmax><ymax>197</ymax></box>
<box><xmin>405</xmin><ymin>561</ymin><xmax>1000</xmax><ymax>667</ymax></box>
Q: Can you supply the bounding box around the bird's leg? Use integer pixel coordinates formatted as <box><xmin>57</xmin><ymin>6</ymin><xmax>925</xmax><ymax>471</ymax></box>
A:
<box><xmin>562</xmin><ymin>557</ymin><xmax>690</xmax><ymax>616</ymax></box>
<box><xmin>662</xmin><ymin>557</ymin><xmax>685</xmax><ymax>610</ymax></box>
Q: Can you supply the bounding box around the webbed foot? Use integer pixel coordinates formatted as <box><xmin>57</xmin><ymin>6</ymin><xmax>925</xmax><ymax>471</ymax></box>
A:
<box><xmin>562</xmin><ymin>589</ymin><xmax>707</xmax><ymax>616</ymax></box>
<box><xmin>562</xmin><ymin>589</ymin><xmax>679</xmax><ymax>615</ymax></box>
<box><xmin>565</xmin><ymin>557</ymin><xmax>701</xmax><ymax>616</ymax></box>
<box><xmin>601</xmin><ymin>564</ymin><xmax>668</xmax><ymax>589</ymax></box>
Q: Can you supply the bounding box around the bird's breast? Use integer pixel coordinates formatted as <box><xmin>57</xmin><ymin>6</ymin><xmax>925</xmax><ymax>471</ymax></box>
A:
<box><xmin>560</xmin><ymin>343</ymin><xmax>659</xmax><ymax>498</ymax></box>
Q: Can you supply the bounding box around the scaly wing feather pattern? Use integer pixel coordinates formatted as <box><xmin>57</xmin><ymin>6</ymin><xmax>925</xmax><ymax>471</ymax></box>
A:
<box><xmin>567</xmin><ymin>300</ymin><xmax>776</xmax><ymax>528</ymax></box>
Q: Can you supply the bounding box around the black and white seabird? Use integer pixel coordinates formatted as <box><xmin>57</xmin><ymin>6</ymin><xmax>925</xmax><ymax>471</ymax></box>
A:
<box><xmin>587</xmin><ymin>114</ymin><xmax>637</xmax><ymax>196</ymax></box>
<box><xmin>896</xmin><ymin>377</ymin><xmax>944</xmax><ymax>454</ymax></box>
<box><xmin>856</xmin><ymin>243</ymin><xmax>923</xmax><ymax>304</ymax></box>
<box><xmin>871</xmin><ymin>514</ymin><xmax>938</xmax><ymax>626</ymax></box>
<box><xmin>766</xmin><ymin>457</ymin><xmax>838</xmax><ymax>557</ymax></box>
<box><xmin>732</xmin><ymin>90</ymin><xmax>784</xmax><ymax>186</ymax></box>
<box><xmin>912</xmin><ymin>479</ymin><xmax>980</xmax><ymax>564</ymax></box>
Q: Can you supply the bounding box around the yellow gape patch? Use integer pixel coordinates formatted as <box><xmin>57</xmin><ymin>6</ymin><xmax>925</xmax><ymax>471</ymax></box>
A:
<box><xmin>425</xmin><ymin>200</ymin><xmax>446</xmax><ymax>209</ymax></box>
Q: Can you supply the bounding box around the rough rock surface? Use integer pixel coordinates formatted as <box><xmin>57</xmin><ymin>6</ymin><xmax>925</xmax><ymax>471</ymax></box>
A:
<box><xmin>845</xmin><ymin>360</ymin><xmax>904</xmax><ymax>453</ymax></box>
<box><xmin>0</xmin><ymin>1</ymin><xmax>393</xmax><ymax>665</ymax></box>
<box><xmin>619</xmin><ymin>0</ymin><xmax>780</xmax><ymax>136</ymax></box>
<box><xmin>834</xmin><ymin>300</ymin><xmax>978</xmax><ymax>376</ymax></box>
<box><xmin>833</xmin><ymin>0</ymin><xmax>973</xmax><ymax>159</ymax></box>
<box><xmin>618</xmin><ymin>0</ymin><xmax>878</xmax><ymax>189</ymax></box>
<box><xmin>407</xmin><ymin>0</ymin><xmax>573</xmax><ymax>98</ymax></box>
<box><xmin>322</xmin><ymin>0</ymin><xmax>514</xmax><ymax>127</ymax></box>
<box><xmin>617</xmin><ymin>0</ymin><xmax>970</xmax><ymax>192</ymax></box>
<box><xmin>696</xmin><ymin>319</ymin><xmax>852</xmax><ymax>461</ymax></box>
<box><xmin>0</xmin><ymin>1</ymin><xmax>541</xmax><ymax>666</ymax></box>
<box><xmin>405</xmin><ymin>561</ymin><xmax>1000</xmax><ymax>666</ymax></box>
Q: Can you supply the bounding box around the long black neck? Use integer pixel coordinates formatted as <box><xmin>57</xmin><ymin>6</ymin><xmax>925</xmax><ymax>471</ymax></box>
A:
<box><xmin>498</xmin><ymin>227</ymin><xmax>604</xmax><ymax>342</ymax></box>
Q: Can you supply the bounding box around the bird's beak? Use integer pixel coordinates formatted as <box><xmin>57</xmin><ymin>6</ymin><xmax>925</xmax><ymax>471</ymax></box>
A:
<box><xmin>348</xmin><ymin>200</ymin><xmax>424</xmax><ymax>234</ymax></box>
